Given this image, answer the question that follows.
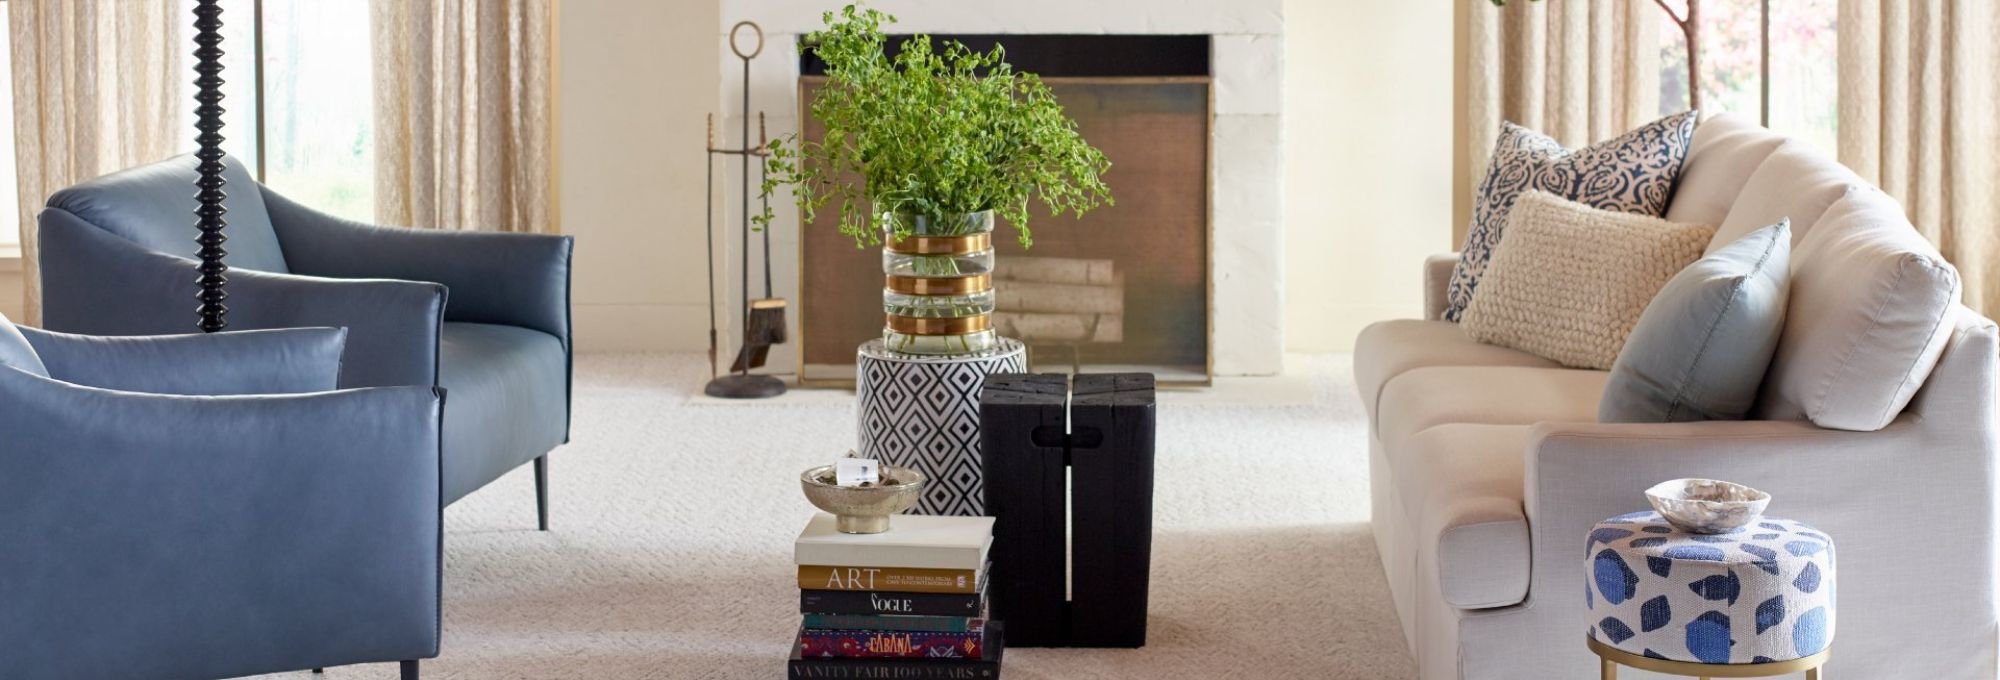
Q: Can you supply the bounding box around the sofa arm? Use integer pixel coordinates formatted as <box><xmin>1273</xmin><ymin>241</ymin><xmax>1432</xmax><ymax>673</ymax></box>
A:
<box><xmin>262</xmin><ymin>187</ymin><xmax>573</xmax><ymax>347</ymax></box>
<box><xmin>1521</xmin><ymin>416</ymin><xmax>1995</xmax><ymax>653</ymax></box>
<box><xmin>0</xmin><ymin>371</ymin><xmax>443</xmax><ymax>678</ymax></box>
<box><xmin>1525</xmin><ymin>419</ymin><xmax>1922</xmax><ymax>539</ymax></box>
<box><xmin>38</xmin><ymin>207</ymin><xmax>447</xmax><ymax>389</ymax></box>
<box><xmin>1424</xmin><ymin>253</ymin><xmax>1458</xmax><ymax>321</ymax></box>
<box><xmin>19</xmin><ymin>326</ymin><xmax>347</xmax><ymax>396</ymax></box>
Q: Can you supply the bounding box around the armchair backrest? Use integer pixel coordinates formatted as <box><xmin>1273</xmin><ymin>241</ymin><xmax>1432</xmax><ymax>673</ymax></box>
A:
<box><xmin>0</xmin><ymin>314</ymin><xmax>47</xmax><ymax>378</ymax></box>
<box><xmin>44</xmin><ymin>154</ymin><xmax>289</xmax><ymax>274</ymax></box>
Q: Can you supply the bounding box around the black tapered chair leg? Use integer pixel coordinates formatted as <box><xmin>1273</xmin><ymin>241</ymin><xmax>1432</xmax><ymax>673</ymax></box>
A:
<box><xmin>400</xmin><ymin>660</ymin><xmax>420</xmax><ymax>680</ymax></box>
<box><xmin>533</xmin><ymin>455</ymin><xmax>549</xmax><ymax>531</ymax></box>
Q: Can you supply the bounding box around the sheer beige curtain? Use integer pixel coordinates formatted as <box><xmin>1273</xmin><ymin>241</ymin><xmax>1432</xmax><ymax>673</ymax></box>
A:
<box><xmin>8</xmin><ymin>0</ymin><xmax>182</xmax><ymax>325</ymax></box>
<box><xmin>1459</xmin><ymin>1</ymin><xmax>1661</xmax><ymax>242</ymax></box>
<box><xmin>1838</xmin><ymin>0</ymin><xmax>2000</xmax><ymax>313</ymax></box>
<box><xmin>371</xmin><ymin>0</ymin><xmax>555</xmax><ymax>233</ymax></box>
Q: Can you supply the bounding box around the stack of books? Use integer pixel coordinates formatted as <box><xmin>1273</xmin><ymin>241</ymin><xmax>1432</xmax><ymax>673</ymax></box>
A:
<box><xmin>789</xmin><ymin>512</ymin><xmax>1004</xmax><ymax>679</ymax></box>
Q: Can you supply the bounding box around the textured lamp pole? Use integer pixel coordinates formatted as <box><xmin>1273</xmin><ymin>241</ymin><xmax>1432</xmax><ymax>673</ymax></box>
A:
<box><xmin>192</xmin><ymin>0</ymin><xmax>229</xmax><ymax>333</ymax></box>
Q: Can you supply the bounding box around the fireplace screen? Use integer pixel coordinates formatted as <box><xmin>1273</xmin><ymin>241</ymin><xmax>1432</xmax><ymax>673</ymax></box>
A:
<box><xmin>794</xmin><ymin>74</ymin><xmax>1212</xmax><ymax>386</ymax></box>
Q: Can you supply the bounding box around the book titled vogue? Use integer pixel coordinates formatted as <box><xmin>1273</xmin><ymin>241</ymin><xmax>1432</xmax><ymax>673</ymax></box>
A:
<box><xmin>799</xmin><ymin>589</ymin><xmax>986</xmax><ymax>617</ymax></box>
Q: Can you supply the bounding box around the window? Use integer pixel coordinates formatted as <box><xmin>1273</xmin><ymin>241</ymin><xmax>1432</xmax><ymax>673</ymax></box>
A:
<box><xmin>1658</xmin><ymin>0</ymin><xmax>1838</xmax><ymax>153</ymax></box>
<box><xmin>257</xmin><ymin>1</ymin><xmax>374</xmax><ymax>222</ymax></box>
<box><xmin>178</xmin><ymin>0</ymin><xmax>375</xmax><ymax>223</ymax></box>
<box><xmin>0</xmin><ymin>1</ymin><xmax>373</xmax><ymax>254</ymax></box>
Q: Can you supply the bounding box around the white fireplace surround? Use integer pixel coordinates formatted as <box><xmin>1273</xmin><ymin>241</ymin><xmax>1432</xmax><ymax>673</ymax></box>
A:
<box><xmin>715</xmin><ymin>0</ymin><xmax>1284</xmax><ymax>376</ymax></box>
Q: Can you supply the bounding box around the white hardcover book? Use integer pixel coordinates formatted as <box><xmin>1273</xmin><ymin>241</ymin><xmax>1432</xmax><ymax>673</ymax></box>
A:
<box><xmin>794</xmin><ymin>512</ymin><xmax>994</xmax><ymax>571</ymax></box>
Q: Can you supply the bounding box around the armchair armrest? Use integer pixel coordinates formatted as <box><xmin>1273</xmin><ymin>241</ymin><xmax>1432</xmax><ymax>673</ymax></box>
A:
<box><xmin>262</xmin><ymin>187</ymin><xmax>573</xmax><ymax>346</ymax></box>
<box><xmin>0</xmin><ymin>371</ymin><xmax>443</xmax><ymax>678</ymax></box>
<box><xmin>19</xmin><ymin>325</ymin><xmax>347</xmax><ymax>396</ymax></box>
<box><xmin>38</xmin><ymin>207</ymin><xmax>447</xmax><ymax>389</ymax></box>
<box><xmin>1424</xmin><ymin>253</ymin><xmax>1458</xmax><ymax>321</ymax></box>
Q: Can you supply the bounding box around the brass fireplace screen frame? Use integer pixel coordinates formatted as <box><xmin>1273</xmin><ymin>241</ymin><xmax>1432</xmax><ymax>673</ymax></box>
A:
<box><xmin>794</xmin><ymin>74</ymin><xmax>1215</xmax><ymax>388</ymax></box>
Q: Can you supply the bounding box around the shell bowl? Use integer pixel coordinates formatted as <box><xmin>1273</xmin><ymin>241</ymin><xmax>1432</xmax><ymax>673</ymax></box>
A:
<box><xmin>800</xmin><ymin>464</ymin><xmax>926</xmax><ymax>534</ymax></box>
<box><xmin>1646</xmin><ymin>478</ymin><xmax>1771</xmax><ymax>534</ymax></box>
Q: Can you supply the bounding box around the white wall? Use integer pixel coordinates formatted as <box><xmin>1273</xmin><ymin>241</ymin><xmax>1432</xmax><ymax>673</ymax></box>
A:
<box><xmin>1281</xmin><ymin>0</ymin><xmax>1457</xmax><ymax>352</ymax></box>
<box><xmin>558</xmin><ymin>0</ymin><xmax>721</xmax><ymax>352</ymax></box>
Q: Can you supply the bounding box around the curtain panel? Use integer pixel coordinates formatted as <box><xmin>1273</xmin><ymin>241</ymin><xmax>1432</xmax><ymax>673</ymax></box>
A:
<box><xmin>1838</xmin><ymin>0</ymin><xmax>2000</xmax><ymax>314</ymax></box>
<box><xmin>1460</xmin><ymin>0</ymin><xmax>1662</xmax><ymax>243</ymax></box>
<box><xmin>8</xmin><ymin>0</ymin><xmax>182</xmax><ymax>325</ymax></box>
<box><xmin>371</xmin><ymin>0</ymin><xmax>556</xmax><ymax>234</ymax></box>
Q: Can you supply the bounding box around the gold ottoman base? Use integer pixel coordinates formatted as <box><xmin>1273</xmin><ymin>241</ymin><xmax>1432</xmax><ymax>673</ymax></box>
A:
<box><xmin>1588</xmin><ymin>635</ymin><xmax>1829</xmax><ymax>680</ymax></box>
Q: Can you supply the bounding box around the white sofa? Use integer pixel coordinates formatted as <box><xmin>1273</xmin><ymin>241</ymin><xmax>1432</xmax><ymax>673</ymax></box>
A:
<box><xmin>1357</xmin><ymin>114</ymin><xmax>1999</xmax><ymax>679</ymax></box>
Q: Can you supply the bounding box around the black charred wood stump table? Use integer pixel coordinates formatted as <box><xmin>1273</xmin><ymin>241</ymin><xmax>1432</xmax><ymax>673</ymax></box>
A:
<box><xmin>979</xmin><ymin>372</ymin><xmax>1156</xmax><ymax>648</ymax></box>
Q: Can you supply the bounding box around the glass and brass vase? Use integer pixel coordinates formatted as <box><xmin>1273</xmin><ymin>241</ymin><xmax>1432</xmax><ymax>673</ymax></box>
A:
<box><xmin>881</xmin><ymin>210</ymin><xmax>998</xmax><ymax>355</ymax></box>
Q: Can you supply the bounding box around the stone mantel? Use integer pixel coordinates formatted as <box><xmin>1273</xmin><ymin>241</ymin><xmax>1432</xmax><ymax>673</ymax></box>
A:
<box><xmin>716</xmin><ymin>0</ymin><xmax>1285</xmax><ymax>376</ymax></box>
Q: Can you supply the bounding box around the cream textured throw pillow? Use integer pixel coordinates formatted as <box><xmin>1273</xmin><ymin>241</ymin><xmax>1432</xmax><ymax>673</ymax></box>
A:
<box><xmin>1462</xmin><ymin>191</ymin><xmax>1716</xmax><ymax>369</ymax></box>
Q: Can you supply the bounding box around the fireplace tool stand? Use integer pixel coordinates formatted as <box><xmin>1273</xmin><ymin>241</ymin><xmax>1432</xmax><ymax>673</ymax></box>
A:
<box><xmin>703</xmin><ymin>20</ymin><xmax>786</xmax><ymax>399</ymax></box>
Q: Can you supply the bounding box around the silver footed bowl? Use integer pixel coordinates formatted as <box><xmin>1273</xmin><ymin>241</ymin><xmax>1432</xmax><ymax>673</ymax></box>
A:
<box><xmin>800</xmin><ymin>464</ymin><xmax>926</xmax><ymax>534</ymax></box>
<box><xmin>1646</xmin><ymin>478</ymin><xmax>1771</xmax><ymax>534</ymax></box>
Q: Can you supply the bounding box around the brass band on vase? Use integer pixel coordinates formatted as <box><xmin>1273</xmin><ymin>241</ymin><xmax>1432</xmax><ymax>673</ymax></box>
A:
<box><xmin>880</xmin><ymin>210</ymin><xmax>999</xmax><ymax>355</ymax></box>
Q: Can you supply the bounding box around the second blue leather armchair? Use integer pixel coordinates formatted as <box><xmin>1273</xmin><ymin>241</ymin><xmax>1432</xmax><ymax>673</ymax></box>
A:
<box><xmin>37</xmin><ymin>154</ymin><xmax>573</xmax><ymax>525</ymax></box>
<box><xmin>0</xmin><ymin>316</ymin><xmax>441</xmax><ymax>679</ymax></box>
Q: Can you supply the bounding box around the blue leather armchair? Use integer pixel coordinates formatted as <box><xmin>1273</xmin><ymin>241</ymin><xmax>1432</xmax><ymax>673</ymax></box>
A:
<box><xmin>37</xmin><ymin>154</ymin><xmax>573</xmax><ymax>526</ymax></box>
<box><xmin>0</xmin><ymin>315</ymin><xmax>441</xmax><ymax>679</ymax></box>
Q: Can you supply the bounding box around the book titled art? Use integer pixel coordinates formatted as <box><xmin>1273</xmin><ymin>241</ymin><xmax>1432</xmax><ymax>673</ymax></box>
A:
<box><xmin>798</xmin><ymin>565</ymin><xmax>982</xmax><ymax>594</ymax></box>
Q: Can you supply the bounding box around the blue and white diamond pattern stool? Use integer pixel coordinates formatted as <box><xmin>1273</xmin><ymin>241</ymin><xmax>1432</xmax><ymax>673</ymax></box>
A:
<box><xmin>855</xmin><ymin>338</ymin><xmax>1027</xmax><ymax>516</ymax></box>
<box><xmin>1585</xmin><ymin>511</ymin><xmax>1835</xmax><ymax>679</ymax></box>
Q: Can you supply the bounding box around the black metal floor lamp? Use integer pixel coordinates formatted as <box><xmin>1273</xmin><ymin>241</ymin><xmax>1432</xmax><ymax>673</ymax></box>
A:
<box><xmin>192</xmin><ymin>0</ymin><xmax>229</xmax><ymax>333</ymax></box>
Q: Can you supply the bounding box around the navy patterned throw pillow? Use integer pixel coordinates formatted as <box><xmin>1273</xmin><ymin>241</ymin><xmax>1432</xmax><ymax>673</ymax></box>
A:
<box><xmin>1444</xmin><ymin>111</ymin><xmax>1700</xmax><ymax>322</ymax></box>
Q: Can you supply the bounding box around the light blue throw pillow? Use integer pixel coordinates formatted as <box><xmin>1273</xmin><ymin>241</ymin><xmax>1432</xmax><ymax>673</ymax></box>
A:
<box><xmin>1600</xmin><ymin>220</ymin><xmax>1791</xmax><ymax>422</ymax></box>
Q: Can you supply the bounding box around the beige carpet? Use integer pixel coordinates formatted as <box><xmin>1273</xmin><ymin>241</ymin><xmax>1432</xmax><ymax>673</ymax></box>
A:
<box><xmin>261</xmin><ymin>354</ymin><xmax>1416</xmax><ymax>680</ymax></box>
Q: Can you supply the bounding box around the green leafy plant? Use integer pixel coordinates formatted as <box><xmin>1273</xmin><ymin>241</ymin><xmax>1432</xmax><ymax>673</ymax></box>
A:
<box><xmin>756</xmin><ymin>4</ymin><xmax>1113</xmax><ymax>249</ymax></box>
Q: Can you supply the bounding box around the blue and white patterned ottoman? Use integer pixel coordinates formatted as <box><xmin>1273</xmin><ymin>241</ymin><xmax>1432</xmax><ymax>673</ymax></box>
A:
<box><xmin>1586</xmin><ymin>511</ymin><xmax>1835</xmax><ymax>664</ymax></box>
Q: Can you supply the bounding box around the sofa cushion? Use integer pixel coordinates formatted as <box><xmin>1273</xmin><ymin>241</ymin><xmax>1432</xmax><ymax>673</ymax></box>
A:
<box><xmin>1709</xmin><ymin>140</ymin><xmax>1866</xmax><ymax>254</ymax></box>
<box><xmin>1396</xmin><ymin>423</ymin><xmax>1532</xmax><ymax>609</ymax></box>
<box><xmin>1663</xmin><ymin>113</ymin><xmax>1787</xmax><ymax>227</ymax></box>
<box><xmin>1376</xmin><ymin>366</ymin><xmax>1606</xmax><ymax>446</ymax></box>
<box><xmin>438</xmin><ymin>322</ymin><xmax>569</xmax><ymax>504</ymax></box>
<box><xmin>1445</xmin><ymin>111</ymin><xmax>1699</xmax><ymax>322</ymax></box>
<box><xmin>1755</xmin><ymin>188</ymin><xmax>1960</xmax><ymax>431</ymax></box>
<box><xmin>1462</xmin><ymin>191</ymin><xmax>1715</xmax><ymax>370</ymax></box>
<box><xmin>1601</xmin><ymin>220</ymin><xmax>1792</xmax><ymax>422</ymax></box>
<box><xmin>1353</xmin><ymin>319</ymin><xmax>1559</xmax><ymax>416</ymax></box>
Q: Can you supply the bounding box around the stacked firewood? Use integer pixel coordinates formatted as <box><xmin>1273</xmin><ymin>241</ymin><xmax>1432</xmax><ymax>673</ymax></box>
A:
<box><xmin>991</xmin><ymin>257</ymin><xmax>1124</xmax><ymax>344</ymax></box>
